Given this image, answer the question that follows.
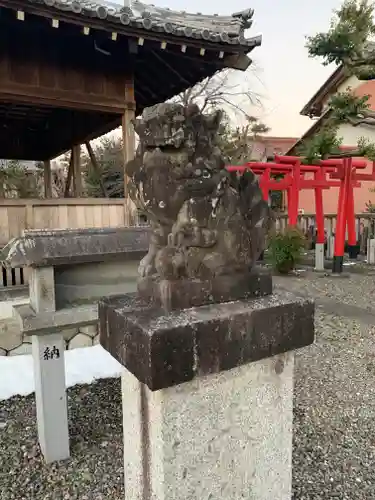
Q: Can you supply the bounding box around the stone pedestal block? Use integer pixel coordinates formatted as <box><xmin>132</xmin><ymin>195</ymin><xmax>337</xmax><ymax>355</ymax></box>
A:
<box><xmin>100</xmin><ymin>292</ymin><xmax>314</xmax><ymax>391</ymax></box>
<box><xmin>99</xmin><ymin>291</ymin><xmax>314</xmax><ymax>499</ymax></box>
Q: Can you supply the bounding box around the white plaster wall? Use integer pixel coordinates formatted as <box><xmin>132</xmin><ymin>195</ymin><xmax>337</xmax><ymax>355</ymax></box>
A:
<box><xmin>123</xmin><ymin>352</ymin><xmax>294</xmax><ymax>500</ymax></box>
<box><xmin>321</xmin><ymin>74</ymin><xmax>361</xmax><ymax>113</ymax></box>
<box><xmin>337</xmin><ymin>121</ymin><xmax>375</xmax><ymax>146</ymax></box>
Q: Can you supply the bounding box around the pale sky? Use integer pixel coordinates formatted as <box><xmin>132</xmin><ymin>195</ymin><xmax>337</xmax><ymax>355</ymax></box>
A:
<box><xmin>113</xmin><ymin>0</ymin><xmax>345</xmax><ymax>137</ymax></box>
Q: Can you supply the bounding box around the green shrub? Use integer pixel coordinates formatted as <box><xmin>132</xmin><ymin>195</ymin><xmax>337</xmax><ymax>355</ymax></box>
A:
<box><xmin>268</xmin><ymin>227</ymin><xmax>306</xmax><ymax>274</ymax></box>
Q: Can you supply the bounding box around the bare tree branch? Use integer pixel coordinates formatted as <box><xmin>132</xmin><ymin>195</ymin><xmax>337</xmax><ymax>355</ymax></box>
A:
<box><xmin>173</xmin><ymin>68</ymin><xmax>263</xmax><ymax>119</ymax></box>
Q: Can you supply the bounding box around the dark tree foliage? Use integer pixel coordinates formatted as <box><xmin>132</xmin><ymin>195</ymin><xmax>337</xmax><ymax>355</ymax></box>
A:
<box><xmin>83</xmin><ymin>136</ymin><xmax>124</xmax><ymax>198</ymax></box>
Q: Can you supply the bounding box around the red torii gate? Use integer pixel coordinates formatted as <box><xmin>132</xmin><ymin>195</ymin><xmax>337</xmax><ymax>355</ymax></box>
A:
<box><xmin>327</xmin><ymin>157</ymin><xmax>375</xmax><ymax>272</ymax></box>
<box><xmin>227</xmin><ymin>155</ymin><xmax>375</xmax><ymax>273</ymax></box>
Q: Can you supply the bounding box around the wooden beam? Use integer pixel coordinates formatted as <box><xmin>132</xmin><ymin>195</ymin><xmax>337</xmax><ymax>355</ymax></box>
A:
<box><xmin>122</xmin><ymin>76</ymin><xmax>136</xmax><ymax>226</ymax></box>
<box><xmin>43</xmin><ymin>160</ymin><xmax>52</xmax><ymax>199</ymax></box>
<box><xmin>150</xmin><ymin>50</ymin><xmax>191</xmax><ymax>86</ymax></box>
<box><xmin>64</xmin><ymin>150</ymin><xmax>74</xmax><ymax>198</ymax></box>
<box><xmin>0</xmin><ymin>48</ymin><xmax>130</xmax><ymax>113</ymax></box>
<box><xmin>85</xmin><ymin>141</ymin><xmax>108</xmax><ymax>197</ymax></box>
<box><xmin>72</xmin><ymin>145</ymin><xmax>83</xmax><ymax>197</ymax></box>
<box><xmin>223</xmin><ymin>54</ymin><xmax>252</xmax><ymax>71</ymax></box>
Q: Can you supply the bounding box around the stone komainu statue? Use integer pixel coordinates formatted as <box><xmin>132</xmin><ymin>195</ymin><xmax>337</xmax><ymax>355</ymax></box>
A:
<box><xmin>125</xmin><ymin>102</ymin><xmax>273</xmax><ymax>309</ymax></box>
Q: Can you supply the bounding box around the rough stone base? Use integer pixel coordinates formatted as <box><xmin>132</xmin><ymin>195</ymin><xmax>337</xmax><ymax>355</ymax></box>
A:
<box><xmin>138</xmin><ymin>268</ymin><xmax>272</xmax><ymax>311</ymax></box>
<box><xmin>100</xmin><ymin>291</ymin><xmax>314</xmax><ymax>391</ymax></box>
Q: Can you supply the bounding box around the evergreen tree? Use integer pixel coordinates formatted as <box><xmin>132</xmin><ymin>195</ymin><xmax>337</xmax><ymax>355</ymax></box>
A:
<box><xmin>299</xmin><ymin>0</ymin><xmax>375</xmax><ymax>161</ymax></box>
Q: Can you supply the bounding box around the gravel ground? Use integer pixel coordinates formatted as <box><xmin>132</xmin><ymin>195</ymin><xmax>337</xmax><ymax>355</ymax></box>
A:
<box><xmin>0</xmin><ymin>380</ymin><xmax>124</xmax><ymax>500</ymax></box>
<box><xmin>293</xmin><ymin>311</ymin><xmax>375</xmax><ymax>499</ymax></box>
<box><xmin>1</xmin><ymin>272</ymin><xmax>375</xmax><ymax>499</ymax></box>
<box><xmin>274</xmin><ymin>269</ymin><xmax>375</xmax><ymax>311</ymax></box>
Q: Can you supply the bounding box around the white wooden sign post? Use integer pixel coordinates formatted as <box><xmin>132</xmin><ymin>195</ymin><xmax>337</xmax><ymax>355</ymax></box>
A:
<box><xmin>30</xmin><ymin>267</ymin><xmax>70</xmax><ymax>463</ymax></box>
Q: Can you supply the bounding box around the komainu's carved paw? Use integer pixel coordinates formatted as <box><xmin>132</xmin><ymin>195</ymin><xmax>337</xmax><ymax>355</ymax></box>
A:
<box><xmin>138</xmin><ymin>252</ymin><xmax>156</xmax><ymax>277</ymax></box>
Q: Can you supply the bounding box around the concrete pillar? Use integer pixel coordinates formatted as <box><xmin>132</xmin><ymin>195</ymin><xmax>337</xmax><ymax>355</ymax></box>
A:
<box><xmin>121</xmin><ymin>355</ymin><xmax>294</xmax><ymax>500</ymax></box>
<box><xmin>367</xmin><ymin>238</ymin><xmax>375</xmax><ymax>264</ymax></box>
<box><xmin>314</xmin><ymin>242</ymin><xmax>325</xmax><ymax>271</ymax></box>
<box><xmin>326</xmin><ymin>236</ymin><xmax>335</xmax><ymax>259</ymax></box>
<box><xmin>99</xmin><ymin>291</ymin><xmax>314</xmax><ymax>500</ymax></box>
<box><xmin>29</xmin><ymin>266</ymin><xmax>69</xmax><ymax>463</ymax></box>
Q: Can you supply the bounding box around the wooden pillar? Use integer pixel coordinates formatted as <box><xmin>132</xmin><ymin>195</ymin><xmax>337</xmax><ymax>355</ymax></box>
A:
<box><xmin>72</xmin><ymin>145</ymin><xmax>82</xmax><ymax>198</ymax></box>
<box><xmin>64</xmin><ymin>150</ymin><xmax>74</xmax><ymax>198</ymax></box>
<box><xmin>43</xmin><ymin>160</ymin><xmax>52</xmax><ymax>199</ymax></box>
<box><xmin>122</xmin><ymin>75</ymin><xmax>136</xmax><ymax>226</ymax></box>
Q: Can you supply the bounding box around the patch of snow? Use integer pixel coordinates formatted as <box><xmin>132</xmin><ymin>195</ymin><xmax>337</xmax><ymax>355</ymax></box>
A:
<box><xmin>0</xmin><ymin>345</ymin><xmax>122</xmax><ymax>401</ymax></box>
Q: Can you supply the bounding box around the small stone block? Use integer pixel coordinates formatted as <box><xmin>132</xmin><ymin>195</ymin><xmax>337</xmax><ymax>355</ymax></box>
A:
<box><xmin>99</xmin><ymin>291</ymin><xmax>314</xmax><ymax>391</ymax></box>
<box><xmin>138</xmin><ymin>268</ymin><xmax>272</xmax><ymax>311</ymax></box>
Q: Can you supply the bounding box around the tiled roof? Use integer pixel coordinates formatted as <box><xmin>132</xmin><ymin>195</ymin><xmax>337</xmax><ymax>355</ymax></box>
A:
<box><xmin>27</xmin><ymin>0</ymin><xmax>261</xmax><ymax>48</ymax></box>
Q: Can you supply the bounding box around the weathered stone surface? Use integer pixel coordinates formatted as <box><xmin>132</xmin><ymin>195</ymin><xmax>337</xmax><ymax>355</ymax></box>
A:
<box><xmin>14</xmin><ymin>303</ymin><xmax>97</xmax><ymax>336</ymax></box>
<box><xmin>122</xmin><ymin>351</ymin><xmax>294</xmax><ymax>500</ymax></box>
<box><xmin>78</xmin><ymin>325</ymin><xmax>98</xmax><ymax>338</ymax></box>
<box><xmin>29</xmin><ymin>267</ymin><xmax>55</xmax><ymax>313</ymax></box>
<box><xmin>138</xmin><ymin>268</ymin><xmax>272</xmax><ymax>311</ymax></box>
<box><xmin>0</xmin><ymin>285</ymin><xmax>28</xmax><ymax>302</ymax></box>
<box><xmin>62</xmin><ymin>328</ymin><xmax>79</xmax><ymax>342</ymax></box>
<box><xmin>9</xmin><ymin>342</ymin><xmax>32</xmax><ymax>356</ymax></box>
<box><xmin>54</xmin><ymin>260</ymin><xmax>139</xmax><ymax>308</ymax></box>
<box><xmin>0</xmin><ymin>296</ymin><xmax>29</xmax><ymax>320</ymax></box>
<box><xmin>126</xmin><ymin>103</ymin><xmax>273</xmax><ymax>310</ymax></box>
<box><xmin>1</xmin><ymin>227</ymin><xmax>150</xmax><ymax>269</ymax></box>
<box><xmin>68</xmin><ymin>333</ymin><xmax>92</xmax><ymax>350</ymax></box>
<box><xmin>99</xmin><ymin>291</ymin><xmax>314</xmax><ymax>391</ymax></box>
<box><xmin>0</xmin><ymin>319</ymin><xmax>22</xmax><ymax>351</ymax></box>
<box><xmin>0</xmin><ymin>347</ymin><xmax>6</xmax><ymax>356</ymax></box>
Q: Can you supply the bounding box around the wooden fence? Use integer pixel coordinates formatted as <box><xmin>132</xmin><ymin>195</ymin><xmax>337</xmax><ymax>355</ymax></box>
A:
<box><xmin>275</xmin><ymin>212</ymin><xmax>375</xmax><ymax>254</ymax></box>
<box><xmin>0</xmin><ymin>198</ymin><xmax>142</xmax><ymax>288</ymax></box>
<box><xmin>0</xmin><ymin>198</ymin><xmax>136</xmax><ymax>247</ymax></box>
